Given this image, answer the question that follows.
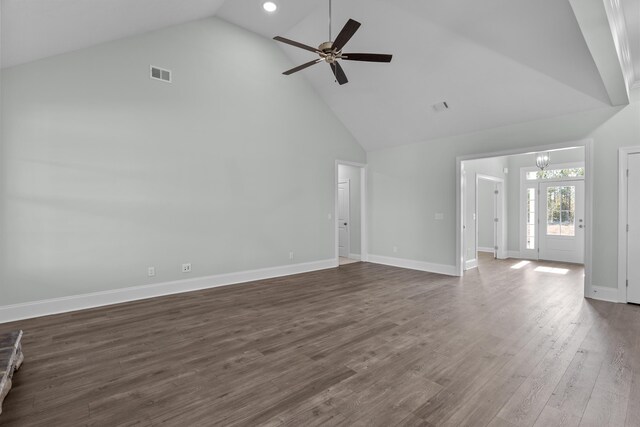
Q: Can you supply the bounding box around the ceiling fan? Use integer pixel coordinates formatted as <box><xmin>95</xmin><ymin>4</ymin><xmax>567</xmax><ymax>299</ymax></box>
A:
<box><xmin>273</xmin><ymin>0</ymin><xmax>392</xmax><ymax>85</ymax></box>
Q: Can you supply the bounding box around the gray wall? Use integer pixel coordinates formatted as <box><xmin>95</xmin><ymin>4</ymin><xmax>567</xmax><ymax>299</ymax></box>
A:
<box><xmin>477</xmin><ymin>180</ymin><xmax>496</xmax><ymax>250</ymax></box>
<box><xmin>0</xmin><ymin>17</ymin><xmax>366</xmax><ymax>305</ymax></box>
<box><xmin>368</xmin><ymin>88</ymin><xmax>640</xmax><ymax>289</ymax></box>
<box><xmin>338</xmin><ymin>164</ymin><xmax>361</xmax><ymax>256</ymax></box>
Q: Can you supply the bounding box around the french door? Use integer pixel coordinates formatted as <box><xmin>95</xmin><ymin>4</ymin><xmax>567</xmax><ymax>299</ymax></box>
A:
<box><xmin>522</xmin><ymin>179</ymin><xmax>585</xmax><ymax>263</ymax></box>
<box><xmin>538</xmin><ymin>180</ymin><xmax>585</xmax><ymax>263</ymax></box>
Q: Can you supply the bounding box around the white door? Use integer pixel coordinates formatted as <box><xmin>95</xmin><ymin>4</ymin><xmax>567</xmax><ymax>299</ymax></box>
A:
<box><xmin>539</xmin><ymin>180</ymin><xmax>585</xmax><ymax>263</ymax></box>
<box><xmin>627</xmin><ymin>154</ymin><xmax>640</xmax><ymax>304</ymax></box>
<box><xmin>338</xmin><ymin>180</ymin><xmax>350</xmax><ymax>258</ymax></box>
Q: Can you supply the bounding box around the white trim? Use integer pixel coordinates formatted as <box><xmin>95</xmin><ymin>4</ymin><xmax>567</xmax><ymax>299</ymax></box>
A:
<box><xmin>335</xmin><ymin>160</ymin><xmax>368</xmax><ymax>265</ymax></box>
<box><xmin>588</xmin><ymin>286</ymin><xmax>619</xmax><ymax>303</ymax></box>
<box><xmin>465</xmin><ymin>258</ymin><xmax>478</xmax><ymax>270</ymax></box>
<box><xmin>477</xmin><ymin>247</ymin><xmax>496</xmax><ymax>253</ymax></box>
<box><xmin>584</xmin><ymin>140</ymin><xmax>594</xmax><ymax>297</ymax></box>
<box><xmin>368</xmin><ymin>254</ymin><xmax>458</xmax><ymax>276</ymax></box>
<box><xmin>0</xmin><ymin>259</ymin><xmax>337</xmax><ymax>324</ymax></box>
<box><xmin>618</xmin><ymin>146</ymin><xmax>640</xmax><ymax>303</ymax></box>
<box><xmin>456</xmin><ymin>139</ymin><xmax>593</xmax><ymax>300</ymax></box>
<box><xmin>348</xmin><ymin>253</ymin><xmax>361</xmax><ymax>261</ymax></box>
<box><xmin>569</xmin><ymin>0</ymin><xmax>630</xmax><ymax>105</ymax></box>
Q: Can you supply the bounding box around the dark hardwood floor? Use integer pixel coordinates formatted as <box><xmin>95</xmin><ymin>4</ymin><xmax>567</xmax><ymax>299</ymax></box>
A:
<box><xmin>0</xmin><ymin>254</ymin><xmax>638</xmax><ymax>426</ymax></box>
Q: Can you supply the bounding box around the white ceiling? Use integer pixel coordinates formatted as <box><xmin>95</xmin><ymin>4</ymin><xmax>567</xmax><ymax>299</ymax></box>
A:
<box><xmin>0</xmin><ymin>0</ymin><xmax>226</xmax><ymax>68</ymax></box>
<box><xmin>220</xmin><ymin>0</ymin><xmax>613</xmax><ymax>150</ymax></box>
<box><xmin>1</xmin><ymin>0</ymin><xmax>636</xmax><ymax>151</ymax></box>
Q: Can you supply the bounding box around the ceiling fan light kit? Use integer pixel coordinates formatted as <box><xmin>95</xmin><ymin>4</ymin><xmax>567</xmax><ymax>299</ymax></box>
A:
<box><xmin>273</xmin><ymin>0</ymin><xmax>392</xmax><ymax>85</ymax></box>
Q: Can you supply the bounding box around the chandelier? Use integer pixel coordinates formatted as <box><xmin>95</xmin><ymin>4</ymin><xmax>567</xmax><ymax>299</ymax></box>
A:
<box><xmin>536</xmin><ymin>152</ymin><xmax>551</xmax><ymax>170</ymax></box>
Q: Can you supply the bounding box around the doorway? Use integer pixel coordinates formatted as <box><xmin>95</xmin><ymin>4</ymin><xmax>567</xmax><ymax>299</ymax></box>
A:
<box><xmin>619</xmin><ymin>147</ymin><xmax>640</xmax><ymax>304</ymax></box>
<box><xmin>335</xmin><ymin>161</ymin><xmax>367</xmax><ymax>266</ymax></box>
<box><xmin>457</xmin><ymin>143</ymin><xmax>592</xmax><ymax>298</ymax></box>
<box><xmin>538</xmin><ymin>180</ymin><xmax>585</xmax><ymax>263</ymax></box>
<box><xmin>520</xmin><ymin>162</ymin><xmax>585</xmax><ymax>263</ymax></box>
<box><xmin>461</xmin><ymin>158</ymin><xmax>508</xmax><ymax>271</ymax></box>
<box><xmin>475</xmin><ymin>175</ymin><xmax>506</xmax><ymax>262</ymax></box>
<box><xmin>338</xmin><ymin>179</ymin><xmax>351</xmax><ymax>259</ymax></box>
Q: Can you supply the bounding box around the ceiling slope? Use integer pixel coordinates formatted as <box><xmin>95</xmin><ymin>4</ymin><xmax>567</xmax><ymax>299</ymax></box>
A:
<box><xmin>1</xmin><ymin>0</ymin><xmax>226</xmax><ymax>68</ymax></box>
<box><xmin>3</xmin><ymin>0</ymin><xmax>631</xmax><ymax>152</ymax></box>
<box><xmin>219</xmin><ymin>0</ymin><xmax>614</xmax><ymax>151</ymax></box>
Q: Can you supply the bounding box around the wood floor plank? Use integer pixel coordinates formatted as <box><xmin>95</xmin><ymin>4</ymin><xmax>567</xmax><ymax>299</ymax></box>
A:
<box><xmin>0</xmin><ymin>254</ymin><xmax>636</xmax><ymax>426</ymax></box>
<box><xmin>579</xmin><ymin>304</ymin><xmax>640</xmax><ymax>427</ymax></box>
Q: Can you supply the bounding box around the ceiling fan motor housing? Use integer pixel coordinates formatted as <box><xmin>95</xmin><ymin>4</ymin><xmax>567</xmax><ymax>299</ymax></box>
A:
<box><xmin>319</xmin><ymin>42</ymin><xmax>338</xmax><ymax>63</ymax></box>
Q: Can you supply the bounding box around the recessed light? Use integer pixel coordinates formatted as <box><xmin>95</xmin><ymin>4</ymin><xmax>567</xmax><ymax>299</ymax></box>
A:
<box><xmin>263</xmin><ymin>1</ymin><xmax>277</xmax><ymax>13</ymax></box>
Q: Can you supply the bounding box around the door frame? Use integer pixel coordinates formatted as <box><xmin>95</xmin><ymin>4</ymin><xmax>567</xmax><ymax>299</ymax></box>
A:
<box><xmin>475</xmin><ymin>174</ymin><xmax>507</xmax><ymax>261</ymax></box>
<box><xmin>519</xmin><ymin>162</ymin><xmax>585</xmax><ymax>260</ymax></box>
<box><xmin>618</xmin><ymin>146</ymin><xmax>640</xmax><ymax>303</ymax></box>
<box><xmin>335</xmin><ymin>160</ymin><xmax>368</xmax><ymax>266</ymax></box>
<box><xmin>338</xmin><ymin>179</ymin><xmax>351</xmax><ymax>259</ymax></box>
<box><xmin>456</xmin><ymin>138</ymin><xmax>593</xmax><ymax>299</ymax></box>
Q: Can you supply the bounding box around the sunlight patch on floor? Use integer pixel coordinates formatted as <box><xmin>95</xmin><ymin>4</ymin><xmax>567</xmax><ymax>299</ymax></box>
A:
<box><xmin>535</xmin><ymin>266</ymin><xmax>570</xmax><ymax>275</ymax></box>
<box><xmin>511</xmin><ymin>260</ymin><xmax>531</xmax><ymax>269</ymax></box>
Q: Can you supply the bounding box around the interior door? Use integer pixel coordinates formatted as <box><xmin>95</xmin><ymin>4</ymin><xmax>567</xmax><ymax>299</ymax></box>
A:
<box><xmin>627</xmin><ymin>154</ymin><xmax>640</xmax><ymax>304</ymax></box>
<box><xmin>338</xmin><ymin>181</ymin><xmax>350</xmax><ymax>258</ymax></box>
<box><xmin>539</xmin><ymin>180</ymin><xmax>585</xmax><ymax>263</ymax></box>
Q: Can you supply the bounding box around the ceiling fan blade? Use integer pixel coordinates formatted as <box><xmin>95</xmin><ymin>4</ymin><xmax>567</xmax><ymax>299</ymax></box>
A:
<box><xmin>273</xmin><ymin>36</ymin><xmax>320</xmax><ymax>54</ymax></box>
<box><xmin>342</xmin><ymin>53</ymin><xmax>393</xmax><ymax>63</ymax></box>
<box><xmin>330</xmin><ymin>62</ymin><xmax>348</xmax><ymax>85</ymax></box>
<box><xmin>283</xmin><ymin>59</ymin><xmax>322</xmax><ymax>75</ymax></box>
<box><xmin>332</xmin><ymin>19</ymin><xmax>361</xmax><ymax>52</ymax></box>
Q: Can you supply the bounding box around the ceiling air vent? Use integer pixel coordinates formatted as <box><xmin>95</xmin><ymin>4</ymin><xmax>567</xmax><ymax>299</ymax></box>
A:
<box><xmin>432</xmin><ymin>101</ymin><xmax>449</xmax><ymax>112</ymax></box>
<box><xmin>150</xmin><ymin>66</ymin><xmax>171</xmax><ymax>83</ymax></box>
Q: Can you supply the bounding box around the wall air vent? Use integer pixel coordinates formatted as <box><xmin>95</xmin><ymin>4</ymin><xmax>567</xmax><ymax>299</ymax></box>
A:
<box><xmin>432</xmin><ymin>101</ymin><xmax>449</xmax><ymax>112</ymax></box>
<box><xmin>150</xmin><ymin>66</ymin><xmax>171</xmax><ymax>83</ymax></box>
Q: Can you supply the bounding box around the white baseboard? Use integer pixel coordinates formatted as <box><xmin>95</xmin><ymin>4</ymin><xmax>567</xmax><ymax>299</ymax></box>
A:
<box><xmin>465</xmin><ymin>258</ymin><xmax>478</xmax><ymax>270</ymax></box>
<box><xmin>0</xmin><ymin>259</ymin><xmax>337</xmax><ymax>324</ymax></box>
<box><xmin>477</xmin><ymin>247</ymin><xmax>495</xmax><ymax>253</ymax></box>
<box><xmin>587</xmin><ymin>286</ymin><xmax>620</xmax><ymax>303</ymax></box>
<box><xmin>368</xmin><ymin>254</ymin><xmax>458</xmax><ymax>276</ymax></box>
<box><xmin>507</xmin><ymin>251</ymin><xmax>540</xmax><ymax>260</ymax></box>
<box><xmin>348</xmin><ymin>253</ymin><xmax>361</xmax><ymax>261</ymax></box>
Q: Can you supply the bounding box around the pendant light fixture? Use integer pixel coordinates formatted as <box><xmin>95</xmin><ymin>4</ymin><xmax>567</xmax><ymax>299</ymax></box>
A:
<box><xmin>536</xmin><ymin>152</ymin><xmax>551</xmax><ymax>171</ymax></box>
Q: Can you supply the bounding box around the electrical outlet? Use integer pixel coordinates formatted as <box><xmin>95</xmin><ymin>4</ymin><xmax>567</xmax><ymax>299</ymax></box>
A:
<box><xmin>148</xmin><ymin>267</ymin><xmax>155</xmax><ymax>277</ymax></box>
<box><xmin>435</xmin><ymin>213</ymin><xmax>444</xmax><ymax>220</ymax></box>
<box><xmin>289</xmin><ymin>251</ymin><xmax>294</xmax><ymax>260</ymax></box>
<box><xmin>393</xmin><ymin>246</ymin><xmax>398</xmax><ymax>253</ymax></box>
<box><xmin>182</xmin><ymin>263</ymin><xmax>192</xmax><ymax>273</ymax></box>
<box><xmin>328</xmin><ymin>213</ymin><xmax>332</xmax><ymax>220</ymax></box>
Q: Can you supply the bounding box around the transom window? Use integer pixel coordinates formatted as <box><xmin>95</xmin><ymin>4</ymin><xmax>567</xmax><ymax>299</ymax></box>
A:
<box><xmin>526</xmin><ymin>167</ymin><xmax>584</xmax><ymax>180</ymax></box>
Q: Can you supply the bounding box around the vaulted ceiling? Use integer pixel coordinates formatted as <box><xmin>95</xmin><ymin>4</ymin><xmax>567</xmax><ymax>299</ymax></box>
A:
<box><xmin>1</xmin><ymin>0</ymin><xmax>638</xmax><ymax>151</ymax></box>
